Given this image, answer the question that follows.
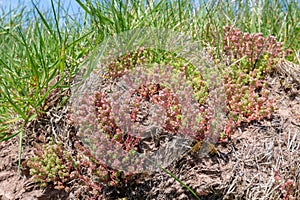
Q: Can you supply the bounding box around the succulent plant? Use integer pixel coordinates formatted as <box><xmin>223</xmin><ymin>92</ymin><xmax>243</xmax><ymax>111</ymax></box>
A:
<box><xmin>27</xmin><ymin>140</ymin><xmax>75</xmax><ymax>191</ymax></box>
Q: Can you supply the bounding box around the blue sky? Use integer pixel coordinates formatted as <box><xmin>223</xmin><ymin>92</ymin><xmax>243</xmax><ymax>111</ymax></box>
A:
<box><xmin>0</xmin><ymin>0</ymin><xmax>83</xmax><ymax>16</ymax></box>
<box><xmin>0</xmin><ymin>0</ymin><xmax>85</xmax><ymax>27</ymax></box>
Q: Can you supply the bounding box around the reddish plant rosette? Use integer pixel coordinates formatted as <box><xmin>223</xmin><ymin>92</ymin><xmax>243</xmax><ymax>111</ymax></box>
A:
<box><xmin>71</xmin><ymin>28</ymin><xmax>226</xmax><ymax>173</ymax></box>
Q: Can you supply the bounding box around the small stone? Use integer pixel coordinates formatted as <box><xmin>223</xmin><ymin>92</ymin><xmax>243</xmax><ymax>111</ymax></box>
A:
<box><xmin>177</xmin><ymin>193</ymin><xmax>188</xmax><ymax>200</ymax></box>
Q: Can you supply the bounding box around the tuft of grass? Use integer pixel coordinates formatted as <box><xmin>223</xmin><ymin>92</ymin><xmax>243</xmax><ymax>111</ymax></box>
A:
<box><xmin>0</xmin><ymin>0</ymin><xmax>90</xmax><ymax>172</ymax></box>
